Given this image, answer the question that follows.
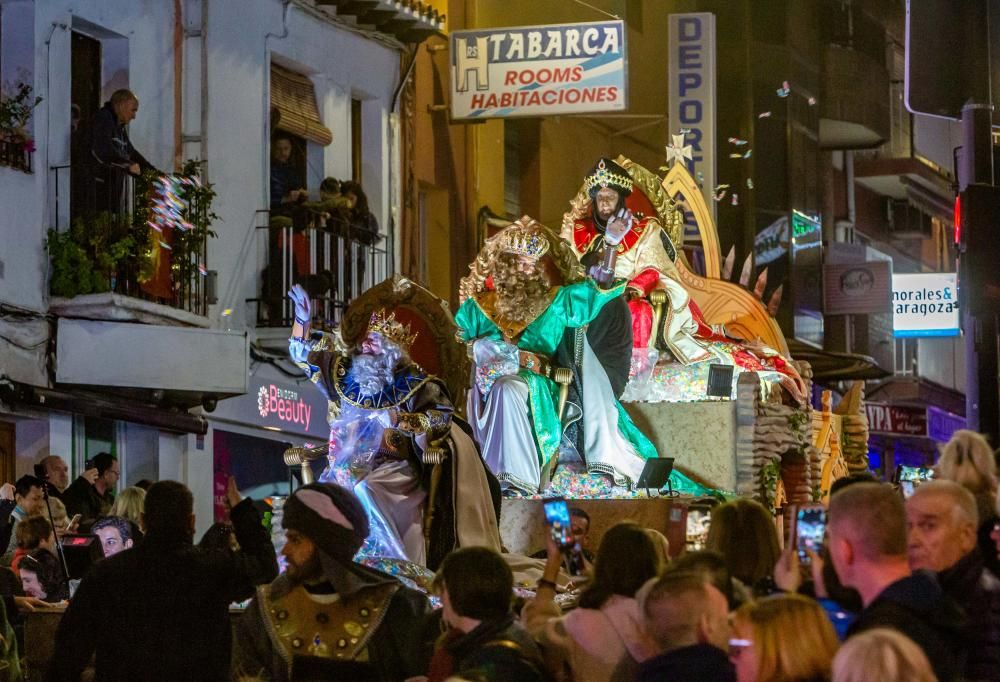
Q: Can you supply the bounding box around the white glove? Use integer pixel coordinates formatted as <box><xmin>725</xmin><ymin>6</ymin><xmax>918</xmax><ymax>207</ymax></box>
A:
<box><xmin>604</xmin><ymin>208</ymin><xmax>633</xmax><ymax>246</ymax></box>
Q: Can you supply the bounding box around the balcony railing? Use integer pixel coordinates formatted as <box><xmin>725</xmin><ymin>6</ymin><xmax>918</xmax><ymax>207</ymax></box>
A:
<box><xmin>248</xmin><ymin>210</ymin><xmax>391</xmax><ymax>330</ymax></box>
<box><xmin>0</xmin><ymin>137</ymin><xmax>33</xmax><ymax>173</ymax></box>
<box><xmin>48</xmin><ymin>165</ymin><xmax>212</xmax><ymax>317</ymax></box>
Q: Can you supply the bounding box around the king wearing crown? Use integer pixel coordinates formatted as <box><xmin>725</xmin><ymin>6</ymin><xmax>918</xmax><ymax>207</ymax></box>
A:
<box><xmin>562</xmin><ymin>157</ymin><xmax>690</xmax><ymax>351</ymax></box>
<box><xmin>455</xmin><ymin>218</ymin><xmax>661</xmax><ymax>495</ymax></box>
<box><xmin>286</xmin><ymin>285</ymin><xmax>502</xmax><ymax>568</ymax></box>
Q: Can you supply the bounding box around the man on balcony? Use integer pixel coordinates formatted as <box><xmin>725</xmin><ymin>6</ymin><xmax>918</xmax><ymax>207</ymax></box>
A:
<box><xmin>91</xmin><ymin>89</ymin><xmax>156</xmax><ymax>215</ymax></box>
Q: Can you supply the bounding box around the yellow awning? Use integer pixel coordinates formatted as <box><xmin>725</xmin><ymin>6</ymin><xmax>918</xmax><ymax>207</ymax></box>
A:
<box><xmin>270</xmin><ymin>64</ymin><xmax>333</xmax><ymax>147</ymax></box>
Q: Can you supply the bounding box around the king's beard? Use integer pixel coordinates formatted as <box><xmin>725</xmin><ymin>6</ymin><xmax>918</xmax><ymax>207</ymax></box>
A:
<box><xmin>349</xmin><ymin>350</ymin><xmax>400</xmax><ymax>396</ymax></box>
<box><xmin>492</xmin><ymin>257</ymin><xmax>552</xmax><ymax>321</ymax></box>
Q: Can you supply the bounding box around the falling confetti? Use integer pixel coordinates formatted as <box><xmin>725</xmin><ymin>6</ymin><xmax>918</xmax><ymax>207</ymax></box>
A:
<box><xmin>679</xmin><ymin>128</ymin><xmax>692</xmax><ymax>134</ymax></box>
<box><xmin>714</xmin><ymin>190</ymin><xmax>727</xmax><ymax>202</ymax></box>
<box><xmin>729</xmin><ymin>153</ymin><xmax>743</xmax><ymax>159</ymax></box>
<box><xmin>198</xmin><ymin>263</ymin><xmax>208</xmax><ymax>276</ymax></box>
<box><xmin>758</xmin><ymin>111</ymin><xmax>772</xmax><ymax>119</ymax></box>
<box><xmin>696</xmin><ymin>171</ymin><xmax>704</xmax><ymax>183</ymax></box>
<box><xmin>728</xmin><ymin>137</ymin><xmax>749</xmax><ymax>146</ymax></box>
<box><xmin>222</xmin><ymin>308</ymin><xmax>233</xmax><ymax>317</ymax></box>
<box><xmin>746</xmin><ymin>178</ymin><xmax>754</xmax><ymax>189</ymax></box>
<box><xmin>776</xmin><ymin>80</ymin><xmax>791</xmax><ymax>98</ymax></box>
<box><xmin>731</xmin><ymin>193</ymin><xmax>739</xmax><ymax>206</ymax></box>
<box><xmin>807</xmin><ymin>97</ymin><xmax>817</xmax><ymax>106</ymax></box>
<box><xmin>158</xmin><ymin>241</ymin><xmax>172</xmax><ymax>251</ymax></box>
<box><xmin>743</xmin><ymin>149</ymin><xmax>753</xmax><ymax>159</ymax></box>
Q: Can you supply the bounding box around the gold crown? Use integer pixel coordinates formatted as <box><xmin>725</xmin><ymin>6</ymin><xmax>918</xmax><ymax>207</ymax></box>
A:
<box><xmin>367</xmin><ymin>309</ymin><xmax>418</xmax><ymax>349</ymax></box>
<box><xmin>584</xmin><ymin>159</ymin><xmax>633</xmax><ymax>194</ymax></box>
<box><xmin>499</xmin><ymin>228</ymin><xmax>550</xmax><ymax>260</ymax></box>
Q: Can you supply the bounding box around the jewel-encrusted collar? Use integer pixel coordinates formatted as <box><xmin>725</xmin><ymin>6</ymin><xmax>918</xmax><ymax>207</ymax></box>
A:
<box><xmin>333</xmin><ymin>357</ymin><xmax>431</xmax><ymax>410</ymax></box>
<box><xmin>473</xmin><ymin>287</ymin><xmax>559</xmax><ymax>342</ymax></box>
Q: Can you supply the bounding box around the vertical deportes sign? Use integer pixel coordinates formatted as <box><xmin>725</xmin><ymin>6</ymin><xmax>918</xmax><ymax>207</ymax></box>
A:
<box><xmin>668</xmin><ymin>13</ymin><xmax>717</xmax><ymax>234</ymax></box>
<box><xmin>450</xmin><ymin>21</ymin><xmax>627</xmax><ymax>119</ymax></box>
<box><xmin>892</xmin><ymin>272</ymin><xmax>960</xmax><ymax>338</ymax></box>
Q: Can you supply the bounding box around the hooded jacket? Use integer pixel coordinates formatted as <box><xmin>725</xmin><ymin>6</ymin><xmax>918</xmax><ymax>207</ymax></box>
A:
<box><xmin>847</xmin><ymin>570</ymin><xmax>967</xmax><ymax>682</ymax></box>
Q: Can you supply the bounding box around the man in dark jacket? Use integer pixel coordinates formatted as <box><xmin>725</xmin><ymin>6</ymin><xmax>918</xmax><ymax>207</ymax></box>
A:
<box><xmin>636</xmin><ymin>571</ymin><xmax>735</xmax><ymax>682</ymax></box>
<box><xmin>829</xmin><ymin>482</ymin><xmax>967</xmax><ymax>681</ymax></box>
<box><xmin>428</xmin><ymin>546</ymin><xmax>546</xmax><ymax>682</ymax></box>
<box><xmin>91</xmin><ymin>88</ymin><xmax>155</xmax><ymax>214</ymax></box>
<box><xmin>906</xmin><ymin>480</ymin><xmax>1000</xmax><ymax>681</ymax></box>
<box><xmin>62</xmin><ymin>452</ymin><xmax>117</xmax><ymax>531</ymax></box>
<box><xmin>234</xmin><ymin>482</ymin><xmax>431</xmax><ymax>681</ymax></box>
<box><xmin>49</xmin><ymin>478</ymin><xmax>278</xmax><ymax>681</ymax></box>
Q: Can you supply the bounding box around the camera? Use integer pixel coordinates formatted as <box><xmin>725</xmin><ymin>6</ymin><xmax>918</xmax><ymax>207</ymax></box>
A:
<box><xmin>33</xmin><ymin>463</ymin><xmax>47</xmax><ymax>480</ymax></box>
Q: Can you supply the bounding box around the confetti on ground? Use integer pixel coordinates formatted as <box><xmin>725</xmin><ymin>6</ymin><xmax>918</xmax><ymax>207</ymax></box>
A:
<box><xmin>758</xmin><ymin>111</ymin><xmax>772</xmax><ymax>118</ymax></box>
<box><xmin>743</xmin><ymin>149</ymin><xmax>753</xmax><ymax>159</ymax></box>
<box><xmin>728</xmin><ymin>137</ymin><xmax>749</xmax><ymax>146</ymax></box>
<box><xmin>746</xmin><ymin>178</ymin><xmax>754</xmax><ymax>189</ymax></box>
<box><xmin>808</xmin><ymin>97</ymin><xmax>817</xmax><ymax>106</ymax></box>
<box><xmin>731</xmin><ymin>193</ymin><xmax>739</xmax><ymax>206</ymax></box>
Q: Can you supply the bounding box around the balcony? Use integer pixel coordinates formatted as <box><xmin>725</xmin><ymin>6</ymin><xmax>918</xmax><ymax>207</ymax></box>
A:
<box><xmin>248</xmin><ymin>209</ymin><xmax>392</xmax><ymax>341</ymax></box>
<box><xmin>45</xmin><ymin>164</ymin><xmax>248</xmax><ymax>410</ymax></box>
<box><xmin>309</xmin><ymin>0</ymin><xmax>445</xmax><ymax>43</ymax></box>
<box><xmin>818</xmin><ymin>2</ymin><xmax>890</xmax><ymax>149</ymax></box>
<box><xmin>819</xmin><ymin>44</ymin><xmax>890</xmax><ymax>149</ymax></box>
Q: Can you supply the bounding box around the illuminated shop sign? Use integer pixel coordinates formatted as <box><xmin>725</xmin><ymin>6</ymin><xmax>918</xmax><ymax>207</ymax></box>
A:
<box><xmin>450</xmin><ymin>20</ymin><xmax>627</xmax><ymax>119</ymax></box>
<box><xmin>668</xmin><ymin>12</ymin><xmax>717</xmax><ymax>235</ymax></box>
<box><xmin>891</xmin><ymin>273</ymin><xmax>960</xmax><ymax>338</ymax></box>
<box><xmin>214</xmin><ymin>377</ymin><xmax>330</xmax><ymax>439</ymax></box>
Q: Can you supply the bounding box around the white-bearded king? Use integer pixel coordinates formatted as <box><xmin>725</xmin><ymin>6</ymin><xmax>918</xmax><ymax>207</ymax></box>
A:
<box><xmin>288</xmin><ymin>286</ymin><xmax>501</xmax><ymax>569</ymax></box>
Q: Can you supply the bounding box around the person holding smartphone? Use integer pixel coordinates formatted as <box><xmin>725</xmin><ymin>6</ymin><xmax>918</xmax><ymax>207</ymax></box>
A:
<box><xmin>522</xmin><ymin>521</ymin><xmax>662</xmax><ymax>681</ymax></box>
<box><xmin>62</xmin><ymin>453</ymin><xmax>118</xmax><ymax>531</ymax></box>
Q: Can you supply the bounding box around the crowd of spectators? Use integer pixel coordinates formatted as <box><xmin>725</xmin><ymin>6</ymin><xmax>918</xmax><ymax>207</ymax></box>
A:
<box><xmin>0</xmin><ymin>428</ymin><xmax>990</xmax><ymax>680</ymax></box>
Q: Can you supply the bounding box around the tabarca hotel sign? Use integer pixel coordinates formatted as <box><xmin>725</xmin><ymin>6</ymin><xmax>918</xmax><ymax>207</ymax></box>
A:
<box><xmin>450</xmin><ymin>20</ymin><xmax>627</xmax><ymax>119</ymax></box>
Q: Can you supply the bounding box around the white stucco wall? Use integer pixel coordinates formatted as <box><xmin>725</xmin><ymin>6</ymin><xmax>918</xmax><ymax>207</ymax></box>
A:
<box><xmin>0</xmin><ymin>0</ymin><xmax>401</xmax><ymax>518</ymax></box>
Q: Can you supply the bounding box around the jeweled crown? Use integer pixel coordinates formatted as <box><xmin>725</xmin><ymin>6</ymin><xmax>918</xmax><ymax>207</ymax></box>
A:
<box><xmin>584</xmin><ymin>158</ymin><xmax>633</xmax><ymax>194</ymax></box>
<box><xmin>499</xmin><ymin>228</ymin><xmax>550</xmax><ymax>260</ymax></box>
<box><xmin>367</xmin><ymin>309</ymin><xmax>418</xmax><ymax>349</ymax></box>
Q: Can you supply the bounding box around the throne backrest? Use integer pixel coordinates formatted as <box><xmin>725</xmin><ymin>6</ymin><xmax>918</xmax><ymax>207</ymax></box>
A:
<box><xmin>340</xmin><ymin>275</ymin><xmax>470</xmax><ymax>409</ymax></box>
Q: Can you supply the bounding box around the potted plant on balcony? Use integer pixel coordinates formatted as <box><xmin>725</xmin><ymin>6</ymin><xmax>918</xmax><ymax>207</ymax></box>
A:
<box><xmin>0</xmin><ymin>80</ymin><xmax>42</xmax><ymax>172</ymax></box>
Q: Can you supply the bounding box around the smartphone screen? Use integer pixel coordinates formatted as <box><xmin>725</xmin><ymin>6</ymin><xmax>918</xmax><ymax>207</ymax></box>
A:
<box><xmin>796</xmin><ymin>506</ymin><xmax>827</xmax><ymax>563</ymax></box>
<box><xmin>542</xmin><ymin>497</ymin><xmax>574</xmax><ymax>549</ymax></box>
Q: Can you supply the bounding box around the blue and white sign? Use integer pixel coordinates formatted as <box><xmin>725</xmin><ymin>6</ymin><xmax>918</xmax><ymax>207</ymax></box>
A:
<box><xmin>668</xmin><ymin>13</ymin><xmax>717</xmax><ymax>234</ymax></box>
<box><xmin>450</xmin><ymin>21</ymin><xmax>627</xmax><ymax>119</ymax></box>
<box><xmin>892</xmin><ymin>273</ymin><xmax>960</xmax><ymax>338</ymax></box>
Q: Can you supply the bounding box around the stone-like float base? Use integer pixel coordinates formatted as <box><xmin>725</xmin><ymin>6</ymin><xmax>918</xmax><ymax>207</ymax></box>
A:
<box><xmin>623</xmin><ymin>400</ymin><xmax>739</xmax><ymax>492</ymax></box>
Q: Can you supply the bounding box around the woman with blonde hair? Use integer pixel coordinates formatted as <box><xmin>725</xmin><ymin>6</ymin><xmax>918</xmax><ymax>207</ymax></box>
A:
<box><xmin>730</xmin><ymin>593</ymin><xmax>838</xmax><ymax>682</ymax></box>
<box><xmin>937</xmin><ymin>429</ymin><xmax>999</xmax><ymax>573</ymax></box>
<box><xmin>832</xmin><ymin>628</ymin><xmax>936</xmax><ymax>682</ymax></box>
<box><xmin>109</xmin><ymin>486</ymin><xmax>146</xmax><ymax>527</ymax></box>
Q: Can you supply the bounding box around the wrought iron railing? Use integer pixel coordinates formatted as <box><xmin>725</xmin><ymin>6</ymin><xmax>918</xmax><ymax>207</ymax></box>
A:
<box><xmin>48</xmin><ymin>164</ymin><xmax>212</xmax><ymax>317</ymax></box>
<box><xmin>248</xmin><ymin>210</ymin><xmax>391</xmax><ymax>330</ymax></box>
